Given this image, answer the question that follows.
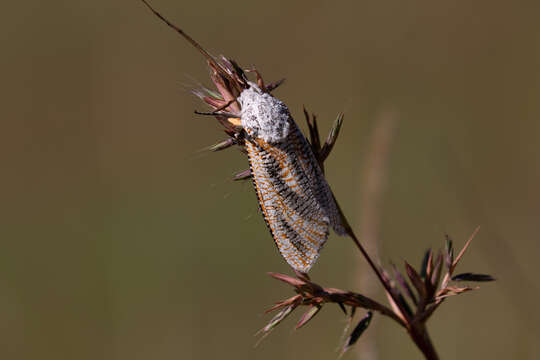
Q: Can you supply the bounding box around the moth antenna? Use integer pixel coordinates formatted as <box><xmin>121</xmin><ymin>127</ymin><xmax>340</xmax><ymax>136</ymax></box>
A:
<box><xmin>140</xmin><ymin>0</ymin><xmax>230</xmax><ymax>79</ymax></box>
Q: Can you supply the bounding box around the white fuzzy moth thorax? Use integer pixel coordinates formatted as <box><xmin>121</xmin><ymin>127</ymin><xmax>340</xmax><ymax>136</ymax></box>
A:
<box><xmin>238</xmin><ymin>85</ymin><xmax>291</xmax><ymax>143</ymax></box>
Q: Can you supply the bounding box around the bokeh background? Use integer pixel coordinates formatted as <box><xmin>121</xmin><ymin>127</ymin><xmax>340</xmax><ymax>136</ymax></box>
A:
<box><xmin>2</xmin><ymin>0</ymin><xmax>539</xmax><ymax>359</ymax></box>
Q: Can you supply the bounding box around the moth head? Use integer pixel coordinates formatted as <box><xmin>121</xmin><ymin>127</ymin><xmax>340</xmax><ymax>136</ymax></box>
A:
<box><xmin>239</xmin><ymin>84</ymin><xmax>291</xmax><ymax>143</ymax></box>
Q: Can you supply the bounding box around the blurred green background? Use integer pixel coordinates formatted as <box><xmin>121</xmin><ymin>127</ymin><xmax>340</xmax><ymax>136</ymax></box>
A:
<box><xmin>2</xmin><ymin>0</ymin><xmax>539</xmax><ymax>359</ymax></box>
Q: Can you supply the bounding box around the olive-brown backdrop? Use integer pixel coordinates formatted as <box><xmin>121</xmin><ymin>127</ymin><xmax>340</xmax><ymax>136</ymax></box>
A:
<box><xmin>2</xmin><ymin>0</ymin><xmax>539</xmax><ymax>359</ymax></box>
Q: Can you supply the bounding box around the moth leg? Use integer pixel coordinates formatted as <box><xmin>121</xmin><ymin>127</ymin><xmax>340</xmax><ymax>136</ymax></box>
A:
<box><xmin>194</xmin><ymin>110</ymin><xmax>239</xmax><ymax>118</ymax></box>
<box><xmin>245</xmin><ymin>68</ymin><xmax>266</xmax><ymax>90</ymax></box>
<box><xmin>265</xmin><ymin>78</ymin><xmax>285</xmax><ymax>92</ymax></box>
<box><xmin>212</xmin><ymin>98</ymin><xmax>239</xmax><ymax>113</ymax></box>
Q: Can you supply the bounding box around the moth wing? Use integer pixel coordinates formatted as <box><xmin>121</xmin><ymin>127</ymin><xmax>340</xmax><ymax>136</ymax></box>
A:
<box><xmin>246</xmin><ymin>132</ymin><xmax>333</xmax><ymax>272</ymax></box>
<box><xmin>286</xmin><ymin>125</ymin><xmax>347</xmax><ymax>236</ymax></box>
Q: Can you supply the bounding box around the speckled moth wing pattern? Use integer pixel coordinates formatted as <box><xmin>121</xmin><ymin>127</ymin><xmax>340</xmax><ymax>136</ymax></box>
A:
<box><xmin>246</xmin><ymin>122</ymin><xmax>345</xmax><ymax>273</ymax></box>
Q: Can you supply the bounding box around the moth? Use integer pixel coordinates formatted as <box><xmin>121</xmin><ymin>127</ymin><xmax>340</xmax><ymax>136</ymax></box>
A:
<box><xmin>141</xmin><ymin>0</ymin><xmax>349</xmax><ymax>273</ymax></box>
